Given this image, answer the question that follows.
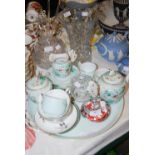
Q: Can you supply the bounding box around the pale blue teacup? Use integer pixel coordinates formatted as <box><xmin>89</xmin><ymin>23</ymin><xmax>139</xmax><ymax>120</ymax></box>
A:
<box><xmin>38</xmin><ymin>89</ymin><xmax>70</xmax><ymax>119</ymax></box>
<box><xmin>52</xmin><ymin>58</ymin><xmax>71</xmax><ymax>78</ymax></box>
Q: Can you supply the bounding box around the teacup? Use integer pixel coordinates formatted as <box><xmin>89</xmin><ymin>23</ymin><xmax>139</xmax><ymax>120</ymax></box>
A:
<box><xmin>38</xmin><ymin>89</ymin><xmax>70</xmax><ymax>119</ymax></box>
<box><xmin>52</xmin><ymin>58</ymin><xmax>71</xmax><ymax>78</ymax></box>
<box><xmin>79</xmin><ymin>62</ymin><xmax>97</xmax><ymax>78</ymax></box>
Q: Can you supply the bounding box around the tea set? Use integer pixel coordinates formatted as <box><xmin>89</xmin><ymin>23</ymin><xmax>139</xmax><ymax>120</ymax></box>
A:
<box><xmin>26</xmin><ymin>55</ymin><xmax>128</xmax><ymax>134</ymax></box>
<box><xmin>25</xmin><ymin>0</ymin><xmax>128</xmax><ymax>135</ymax></box>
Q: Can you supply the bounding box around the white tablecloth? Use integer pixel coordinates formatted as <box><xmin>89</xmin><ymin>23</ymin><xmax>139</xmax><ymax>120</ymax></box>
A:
<box><xmin>26</xmin><ymin>50</ymin><xmax>129</xmax><ymax>155</ymax></box>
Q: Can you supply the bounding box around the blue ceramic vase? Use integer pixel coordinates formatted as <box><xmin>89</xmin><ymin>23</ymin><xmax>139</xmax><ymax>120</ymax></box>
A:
<box><xmin>95</xmin><ymin>32</ymin><xmax>129</xmax><ymax>63</ymax></box>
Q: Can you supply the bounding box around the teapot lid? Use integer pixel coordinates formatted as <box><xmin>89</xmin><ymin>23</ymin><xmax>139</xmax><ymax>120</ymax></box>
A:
<box><xmin>102</xmin><ymin>70</ymin><xmax>124</xmax><ymax>85</ymax></box>
<box><xmin>26</xmin><ymin>76</ymin><xmax>49</xmax><ymax>90</ymax></box>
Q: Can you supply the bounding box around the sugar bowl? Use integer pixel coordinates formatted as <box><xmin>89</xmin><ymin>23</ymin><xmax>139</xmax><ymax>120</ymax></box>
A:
<box><xmin>98</xmin><ymin>70</ymin><xmax>126</xmax><ymax>104</ymax></box>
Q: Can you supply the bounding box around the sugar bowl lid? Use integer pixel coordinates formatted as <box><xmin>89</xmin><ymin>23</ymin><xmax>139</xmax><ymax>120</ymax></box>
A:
<box><xmin>26</xmin><ymin>76</ymin><xmax>49</xmax><ymax>90</ymax></box>
<box><xmin>102</xmin><ymin>70</ymin><xmax>124</xmax><ymax>85</ymax></box>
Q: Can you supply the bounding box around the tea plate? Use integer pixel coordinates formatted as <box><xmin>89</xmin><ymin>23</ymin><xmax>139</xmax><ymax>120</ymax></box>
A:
<box><xmin>56</xmin><ymin>98</ymin><xmax>124</xmax><ymax>138</ymax></box>
<box><xmin>35</xmin><ymin>104</ymin><xmax>80</xmax><ymax>134</ymax></box>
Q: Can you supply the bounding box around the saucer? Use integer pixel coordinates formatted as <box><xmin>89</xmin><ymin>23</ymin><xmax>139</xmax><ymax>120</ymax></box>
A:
<box><xmin>35</xmin><ymin>104</ymin><xmax>79</xmax><ymax>134</ymax></box>
<box><xmin>49</xmin><ymin>66</ymin><xmax>79</xmax><ymax>89</ymax></box>
<box><xmin>81</xmin><ymin>100</ymin><xmax>111</xmax><ymax>122</ymax></box>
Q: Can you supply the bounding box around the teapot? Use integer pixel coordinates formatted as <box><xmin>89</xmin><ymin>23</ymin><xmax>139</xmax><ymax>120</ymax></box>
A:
<box><xmin>98</xmin><ymin>70</ymin><xmax>128</xmax><ymax>104</ymax></box>
<box><xmin>95</xmin><ymin>32</ymin><xmax>129</xmax><ymax>63</ymax></box>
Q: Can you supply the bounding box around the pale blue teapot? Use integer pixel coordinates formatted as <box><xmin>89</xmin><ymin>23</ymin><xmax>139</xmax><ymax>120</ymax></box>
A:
<box><xmin>95</xmin><ymin>32</ymin><xmax>129</xmax><ymax>63</ymax></box>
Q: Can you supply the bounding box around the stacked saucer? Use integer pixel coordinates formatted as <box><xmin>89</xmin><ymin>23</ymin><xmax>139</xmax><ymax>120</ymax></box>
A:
<box><xmin>35</xmin><ymin>89</ymin><xmax>79</xmax><ymax>134</ymax></box>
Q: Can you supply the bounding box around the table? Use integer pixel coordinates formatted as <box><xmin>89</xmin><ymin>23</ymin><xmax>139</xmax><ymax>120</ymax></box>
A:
<box><xmin>26</xmin><ymin>49</ymin><xmax>129</xmax><ymax>155</ymax></box>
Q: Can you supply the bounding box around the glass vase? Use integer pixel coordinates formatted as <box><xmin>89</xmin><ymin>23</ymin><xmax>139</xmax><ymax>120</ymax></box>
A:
<box><xmin>57</xmin><ymin>8</ymin><xmax>96</xmax><ymax>65</ymax></box>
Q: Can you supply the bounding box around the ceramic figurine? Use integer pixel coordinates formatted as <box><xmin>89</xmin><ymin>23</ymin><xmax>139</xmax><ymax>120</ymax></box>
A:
<box><xmin>95</xmin><ymin>32</ymin><xmax>129</xmax><ymax>63</ymax></box>
<box><xmin>98</xmin><ymin>70</ymin><xmax>127</xmax><ymax>103</ymax></box>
